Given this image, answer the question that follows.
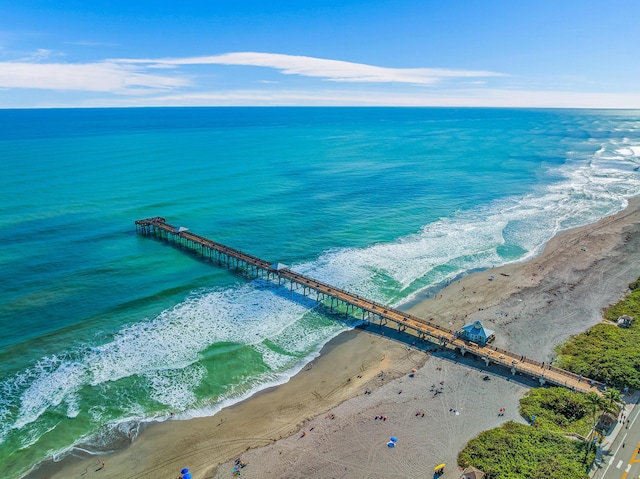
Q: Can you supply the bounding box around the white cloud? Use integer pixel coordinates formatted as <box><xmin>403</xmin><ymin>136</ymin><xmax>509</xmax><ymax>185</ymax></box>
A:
<box><xmin>0</xmin><ymin>61</ymin><xmax>189</xmax><ymax>93</ymax></box>
<box><xmin>114</xmin><ymin>52</ymin><xmax>506</xmax><ymax>85</ymax></box>
<box><xmin>80</xmin><ymin>87</ymin><xmax>640</xmax><ymax>109</ymax></box>
<box><xmin>19</xmin><ymin>48</ymin><xmax>58</xmax><ymax>61</ymax></box>
<box><xmin>0</xmin><ymin>51</ymin><xmax>504</xmax><ymax>98</ymax></box>
<box><xmin>2</xmin><ymin>51</ymin><xmax>638</xmax><ymax>108</ymax></box>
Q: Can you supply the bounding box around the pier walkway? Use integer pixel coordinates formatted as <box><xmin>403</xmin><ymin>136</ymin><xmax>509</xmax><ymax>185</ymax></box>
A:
<box><xmin>135</xmin><ymin>216</ymin><xmax>603</xmax><ymax>395</ymax></box>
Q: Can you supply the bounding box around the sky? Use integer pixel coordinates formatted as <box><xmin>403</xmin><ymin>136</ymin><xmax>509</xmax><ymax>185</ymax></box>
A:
<box><xmin>1</xmin><ymin>0</ymin><xmax>640</xmax><ymax>108</ymax></box>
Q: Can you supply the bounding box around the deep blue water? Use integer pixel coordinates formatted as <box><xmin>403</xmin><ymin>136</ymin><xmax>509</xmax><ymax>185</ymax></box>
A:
<box><xmin>1</xmin><ymin>107</ymin><xmax>639</xmax><ymax>478</ymax></box>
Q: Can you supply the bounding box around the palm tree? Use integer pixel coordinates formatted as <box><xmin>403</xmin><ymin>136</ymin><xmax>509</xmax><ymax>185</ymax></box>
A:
<box><xmin>585</xmin><ymin>392</ymin><xmax>603</xmax><ymax>444</ymax></box>
<box><xmin>603</xmin><ymin>389</ymin><xmax>623</xmax><ymax>414</ymax></box>
<box><xmin>586</xmin><ymin>393</ymin><xmax>602</xmax><ymax>429</ymax></box>
<box><xmin>598</xmin><ymin>388</ymin><xmax>624</xmax><ymax>432</ymax></box>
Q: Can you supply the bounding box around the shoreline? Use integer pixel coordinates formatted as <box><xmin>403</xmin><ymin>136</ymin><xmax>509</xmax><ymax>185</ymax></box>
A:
<box><xmin>26</xmin><ymin>197</ymin><xmax>640</xmax><ymax>479</ymax></box>
<box><xmin>408</xmin><ymin>196</ymin><xmax>640</xmax><ymax>360</ymax></box>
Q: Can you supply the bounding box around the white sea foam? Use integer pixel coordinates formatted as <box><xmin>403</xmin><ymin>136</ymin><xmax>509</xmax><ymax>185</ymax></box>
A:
<box><xmin>252</xmin><ymin>344</ymin><xmax>295</xmax><ymax>371</ymax></box>
<box><xmin>179</xmin><ymin>327</ymin><xmax>347</xmax><ymax>421</ymax></box>
<box><xmin>264</xmin><ymin>312</ymin><xmax>345</xmax><ymax>354</ymax></box>
<box><xmin>293</xmin><ymin>138</ymin><xmax>640</xmax><ymax>307</ymax></box>
<box><xmin>17</xmin><ymin>422</ymin><xmax>59</xmax><ymax>452</ymax></box>
<box><xmin>65</xmin><ymin>393</ymin><xmax>80</xmax><ymax>419</ymax></box>
<box><xmin>2</xmin><ymin>136</ymin><xmax>640</xmax><ymax>467</ymax></box>
<box><xmin>616</xmin><ymin>146</ymin><xmax>640</xmax><ymax>157</ymax></box>
<box><xmin>145</xmin><ymin>363</ymin><xmax>206</xmax><ymax>411</ymax></box>
<box><xmin>1</xmin><ymin>281</ymin><xmax>346</xmax><ymax>437</ymax></box>
<box><xmin>12</xmin><ymin>355</ymin><xmax>87</xmax><ymax>431</ymax></box>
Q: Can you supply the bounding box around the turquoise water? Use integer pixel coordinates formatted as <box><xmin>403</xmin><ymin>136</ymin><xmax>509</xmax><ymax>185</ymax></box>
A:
<box><xmin>1</xmin><ymin>107</ymin><xmax>640</xmax><ymax>478</ymax></box>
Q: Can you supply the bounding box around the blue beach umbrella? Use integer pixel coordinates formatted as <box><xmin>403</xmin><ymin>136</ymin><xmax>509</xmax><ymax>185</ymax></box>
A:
<box><xmin>387</xmin><ymin>441</ymin><xmax>395</xmax><ymax>448</ymax></box>
<box><xmin>390</xmin><ymin>436</ymin><xmax>398</xmax><ymax>442</ymax></box>
<box><xmin>183</xmin><ymin>474</ymin><xmax>192</xmax><ymax>479</ymax></box>
<box><xmin>181</xmin><ymin>469</ymin><xmax>189</xmax><ymax>474</ymax></box>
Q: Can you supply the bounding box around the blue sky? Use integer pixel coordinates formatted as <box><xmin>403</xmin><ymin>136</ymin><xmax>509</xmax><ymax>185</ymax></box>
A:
<box><xmin>1</xmin><ymin>0</ymin><xmax>639</xmax><ymax>108</ymax></box>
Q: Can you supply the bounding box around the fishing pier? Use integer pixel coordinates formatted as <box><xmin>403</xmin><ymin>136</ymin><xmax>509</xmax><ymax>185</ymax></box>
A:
<box><xmin>135</xmin><ymin>216</ymin><xmax>603</xmax><ymax>395</ymax></box>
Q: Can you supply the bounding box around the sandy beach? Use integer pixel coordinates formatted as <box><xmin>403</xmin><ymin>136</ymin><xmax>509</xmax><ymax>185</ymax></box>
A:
<box><xmin>28</xmin><ymin>197</ymin><xmax>640</xmax><ymax>479</ymax></box>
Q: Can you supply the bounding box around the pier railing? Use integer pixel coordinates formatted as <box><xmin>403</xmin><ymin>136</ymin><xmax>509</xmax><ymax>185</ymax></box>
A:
<box><xmin>135</xmin><ymin>217</ymin><xmax>604</xmax><ymax>395</ymax></box>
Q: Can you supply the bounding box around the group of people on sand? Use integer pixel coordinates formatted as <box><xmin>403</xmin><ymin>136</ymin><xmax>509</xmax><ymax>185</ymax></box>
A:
<box><xmin>430</xmin><ymin>382</ymin><xmax>445</xmax><ymax>397</ymax></box>
<box><xmin>374</xmin><ymin>415</ymin><xmax>388</xmax><ymax>421</ymax></box>
<box><xmin>232</xmin><ymin>457</ymin><xmax>248</xmax><ymax>476</ymax></box>
<box><xmin>300</xmin><ymin>426</ymin><xmax>315</xmax><ymax>438</ymax></box>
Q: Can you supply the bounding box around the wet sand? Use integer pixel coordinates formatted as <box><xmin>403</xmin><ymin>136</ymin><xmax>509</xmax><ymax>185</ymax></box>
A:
<box><xmin>28</xmin><ymin>197</ymin><xmax>640</xmax><ymax>479</ymax></box>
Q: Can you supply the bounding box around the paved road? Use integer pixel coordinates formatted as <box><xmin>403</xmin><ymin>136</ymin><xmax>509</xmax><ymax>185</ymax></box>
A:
<box><xmin>594</xmin><ymin>398</ymin><xmax>640</xmax><ymax>479</ymax></box>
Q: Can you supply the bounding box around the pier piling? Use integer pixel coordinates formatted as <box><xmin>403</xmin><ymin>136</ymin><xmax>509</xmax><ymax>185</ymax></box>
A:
<box><xmin>135</xmin><ymin>216</ymin><xmax>603</xmax><ymax>395</ymax></box>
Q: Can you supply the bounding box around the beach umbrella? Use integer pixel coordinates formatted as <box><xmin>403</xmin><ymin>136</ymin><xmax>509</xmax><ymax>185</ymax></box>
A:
<box><xmin>390</xmin><ymin>436</ymin><xmax>398</xmax><ymax>442</ymax></box>
<box><xmin>387</xmin><ymin>441</ymin><xmax>395</xmax><ymax>448</ymax></box>
<box><xmin>181</xmin><ymin>469</ymin><xmax>189</xmax><ymax>474</ymax></box>
<box><xmin>183</xmin><ymin>474</ymin><xmax>192</xmax><ymax>479</ymax></box>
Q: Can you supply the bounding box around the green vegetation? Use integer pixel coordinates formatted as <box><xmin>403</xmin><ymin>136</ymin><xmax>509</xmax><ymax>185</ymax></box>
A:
<box><xmin>519</xmin><ymin>388</ymin><xmax>622</xmax><ymax>436</ymax></box>
<box><xmin>458</xmin><ymin>421</ymin><xmax>595</xmax><ymax>479</ymax></box>
<box><xmin>456</xmin><ymin>278</ymin><xmax>640</xmax><ymax>478</ymax></box>
<box><xmin>603</xmin><ymin>278</ymin><xmax>640</xmax><ymax>321</ymax></box>
<box><xmin>555</xmin><ymin>276</ymin><xmax>640</xmax><ymax>389</ymax></box>
<box><xmin>458</xmin><ymin>388</ymin><xmax>604</xmax><ymax>478</ymax></box>
<box><xmin>519</xmin><ymin>388</ymin><xmax>593</xmax><ymax>437</ymax></box>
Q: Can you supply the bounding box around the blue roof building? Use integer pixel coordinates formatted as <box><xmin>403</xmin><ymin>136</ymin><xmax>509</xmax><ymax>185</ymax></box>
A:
<box><xmin>458</xmin><ymin>321</ymin><xmax>495</xmax><ymax>345</ymax></box>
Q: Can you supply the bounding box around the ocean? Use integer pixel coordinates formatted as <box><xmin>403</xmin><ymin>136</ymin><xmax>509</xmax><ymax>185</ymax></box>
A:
<box><xmin>1</xmin><ymin>107</ymin><xmax>639</xmax><ymax>478</ymax></box>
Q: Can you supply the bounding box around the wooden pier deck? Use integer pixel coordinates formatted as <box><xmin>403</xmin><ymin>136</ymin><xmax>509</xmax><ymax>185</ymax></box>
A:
<box><xmin>135</xmin><ymin>216</ymin><xmax>603</xmax><ymax>395</ymax></box>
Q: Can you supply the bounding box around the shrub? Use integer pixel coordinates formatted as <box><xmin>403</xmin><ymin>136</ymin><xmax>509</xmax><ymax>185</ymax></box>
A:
<box><xmin>555</xmin><ymin>275</ymin><xmax>640</xmax><ymax>389</ymax></box>
<box><xmin>458</xmin><ymin>421</ymin><xmax>594</xmax><ymax>479</ymax></box>
<box><xmin>519</xmin><ymin>388</ymin><xmax>592</xmax><ymax>437</ymax></box>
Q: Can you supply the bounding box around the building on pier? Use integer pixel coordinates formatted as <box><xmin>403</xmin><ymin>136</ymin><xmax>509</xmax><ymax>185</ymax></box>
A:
<box><xmin>271</xmin><ymin>262</ymin><xmax>289</xmax><ymax>271</ymax></box>
<box><xmin>135</xmin><ymin>216</ymin><xmax>603</xmax><ymax>395</ymax></box>
<box><xmin>457</xmin><ymin>320</ymin><xmax>495</xmax><ymax>346</ymax></box>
